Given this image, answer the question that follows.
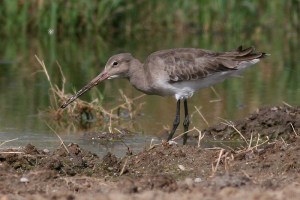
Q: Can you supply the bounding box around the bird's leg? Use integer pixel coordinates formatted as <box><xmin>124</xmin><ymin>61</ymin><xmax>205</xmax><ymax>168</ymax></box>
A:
<box><xmin>167</xmin><ymin>99</ymin><xmax>181</xmax><ymax>142</ymax></box>
<box><xmin>183</xmin><ymin>98</ymin><xmax>190</xmax><ymax>144</ymax></box>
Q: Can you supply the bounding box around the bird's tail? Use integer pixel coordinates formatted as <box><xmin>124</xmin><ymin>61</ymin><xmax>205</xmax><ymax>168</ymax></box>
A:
<box><xmin>234</xmin><ymin>45</ymin><xmax>268</xmax><ymax>61</ymax></box>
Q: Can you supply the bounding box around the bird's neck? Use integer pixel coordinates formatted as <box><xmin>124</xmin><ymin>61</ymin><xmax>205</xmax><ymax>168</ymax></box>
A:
<box><xmin>128</xmin><ymin>59</ymin><xmax>152</xmax><ymax>94</ymax></box>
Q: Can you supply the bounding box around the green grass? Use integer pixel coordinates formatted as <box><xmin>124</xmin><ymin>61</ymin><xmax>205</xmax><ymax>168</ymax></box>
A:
<box><xmin>0</xmin><ymin>0</ymin><xmax>298</xmax><ymax>40</ymax></box>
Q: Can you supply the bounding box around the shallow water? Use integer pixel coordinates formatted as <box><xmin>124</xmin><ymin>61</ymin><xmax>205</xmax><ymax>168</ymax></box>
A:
<box><xmin>0</xmin><ymin>24</ymin><xmax>299</xmax><ymax>157</ymax></box>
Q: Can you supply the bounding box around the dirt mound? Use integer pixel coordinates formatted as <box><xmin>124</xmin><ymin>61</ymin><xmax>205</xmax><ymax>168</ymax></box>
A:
<box><xmin>1</xmin><ymin>106</ymin><xmax>300</xmax><ymax>199</ymax></box>
<box><xmin>203</xmin><ymin>106</ymin><xmax>300</xmax><ymax>141</ymax></box>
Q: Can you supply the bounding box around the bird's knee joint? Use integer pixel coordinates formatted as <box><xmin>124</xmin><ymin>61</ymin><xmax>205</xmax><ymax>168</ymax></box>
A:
<box><xmin>183</xmin><ymin>117</ymin><xmax>190</xmax><ymax>126</ymax></box>
<box><xmin>173</xmin><ymin>120</ymin><xmax>180</xmax><ymax>127</ymax></box>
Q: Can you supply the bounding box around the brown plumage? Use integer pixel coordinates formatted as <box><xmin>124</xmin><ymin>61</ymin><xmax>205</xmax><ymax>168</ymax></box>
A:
<box><xmin>61</xmin><ymin>46</ymin><xmax>267</xmax><ymax>144</ymax></box>
<box><xmin>147</xmin><ymin>46</ymin><xmax>265</xmax><ymax>83</ymax></box>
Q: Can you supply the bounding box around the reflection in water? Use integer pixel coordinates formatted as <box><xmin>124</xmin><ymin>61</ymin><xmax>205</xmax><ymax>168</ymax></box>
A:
<box><xmin>0</xmin><ymin>8</ymin><xmax>299</xmax><ymax>156</ymax></box>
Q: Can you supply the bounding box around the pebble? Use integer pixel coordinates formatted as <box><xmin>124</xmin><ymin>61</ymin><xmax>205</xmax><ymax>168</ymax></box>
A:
<box><xmin>43</xmin><ymin>149</ymin><xmax>50</xmax><ymax>153</ymax></box>
<box><xmin>194</xmin><ymin>177</ymin><xmax>202</xmax><ymax>183</ymax></box>
<box><xmin>20</xmin><ymin>177</ymin><xmax>29</xmax><ymax>183</ymax></box>
<box><xmin>178</xmin><ymin>164</ymin><xmax>185</xmax><ymax>171</ymax></box>
<box><xmin>108</xmin><ymin>167</ymin><xmax>114</xmax><ymax>171</ymax></box>
<box><xmin>168</xmin><ymin>141</ymin><xmax>178</xmax><ymax>145</ymax></box>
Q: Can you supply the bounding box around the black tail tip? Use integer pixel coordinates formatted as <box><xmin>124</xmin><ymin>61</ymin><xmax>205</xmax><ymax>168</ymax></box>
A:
<box><xmin>260</xmin><ymin>52</ymin><xmax>270</xmax><ymax>58</ymax></box>
<box><xmin>236</xmin><ymin>45</ymin><xmax>255</xmax><ymax>52</ymax></box>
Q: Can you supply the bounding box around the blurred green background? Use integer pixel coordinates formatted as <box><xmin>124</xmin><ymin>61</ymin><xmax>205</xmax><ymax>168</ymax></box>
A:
<box><xmin>0</xmin><ymin>0</ymin><xmax>299</xmax><ymax>152</ymax></box>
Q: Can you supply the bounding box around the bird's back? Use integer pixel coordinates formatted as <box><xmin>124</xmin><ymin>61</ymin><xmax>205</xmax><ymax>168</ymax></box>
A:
<box><xmin>146</xmin><ymin>46</ymin><xmax>266</xmax><ymax>82</ymax></box>
<box><xmin>142</xmin><ymin>46</ymin><xmax>267</xmax><ymax>98</ymax></box>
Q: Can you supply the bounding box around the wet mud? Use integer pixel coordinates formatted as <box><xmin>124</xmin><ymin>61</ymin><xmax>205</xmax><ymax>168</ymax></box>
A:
<box><xmin>1</xmin><ymin>106</ymin><xmax>300</xmax><ymax>200</ymax></box>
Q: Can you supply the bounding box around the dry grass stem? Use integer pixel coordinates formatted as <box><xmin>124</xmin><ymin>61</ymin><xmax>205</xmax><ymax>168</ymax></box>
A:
<box><xmin>194</xmin><ymin>106</ymin><xmax>209</xmax><ymax>127</ymax></box>
<box><xmin>282</xmin><ymin>101</ymin><xmax>292</xmax><ymax>108</ymax></box>
<box><xmin>119</xmin><ymin>90</ymin><xmax>133</xmax><ymax>119</ymax></box>
<box><xmin>109</xmin><ymin>111</ymin><xmax>113</xmax><ymax>133</ymax></box>
<box><xmin>149</xmin><ymin>143</ymin><xmax>162</xmax><ymax>150</ymax></box>
<box><xmin>210</xmin><ymin>148</ymin><xmax>225</xmax><ymax>177</ymax></box>
<box><xmin>241</xmin><ymin>170</ymin><xmax>251</xmax><ymax>180</ymax></box>
<box><xmin>280</xmin><ymin>137</ymin><xmax>288</xmax><ymax>146</ymax></box>
<box><xmin>205</xmin><ymin>147</ymin><xmax>225</xmax><ymax>150</ymax></box>
<box><xmin>120</xmin><ymin>158</ymin><xmax>128</xmax><ymax>176</ymax></box>
<box><xmin>209</xmin><ymin>86</ymin><xmax>222</xmax><ymax>102</ymax></box>
<box><xmin>35</xmin><ymin>55</ymin><xmax>58</xmax><ymax>108</ymax></box>
<box><xmin>171</xmin><ymin>127</ymin><xmax>201</xmax><ymax>142</ymax></box>
<box><xmin>247</xmin><ymin>132</ymin><xmax>253</xmax><ymax>150</ymax></box>
<box><xmin>110</xmin><ymin>94</ymin><xmax>146</xmax><ymax>112</ymax></box>
<box><xmin>0</xmin><ymin>151</ymin><xmax>24</xmax><ymax>154</ymax></box>
<box><xmin>219</xmin><ymin>118</ymin><xmax>249</xmax><ymax>146</ymax></box>
<box><xmin>255</xmin><ymin>133</ymin><xmax>261</xmax><ymax>149</ymax></box>
<box><xmin>45</xmin><ymin>122</ymin><xmax>69</xmax><ymax>154</ymax></box>
<box><xmin>56</xmin><ymin>61</ymin><xmax>66</xmax><ymax>93</ymax></box>
<box><xmin>197</xmin><ymin>130</ymin><xmax>205</xmax><ymax>148</ymax></box>
<box><xmin>149</xmin><ymin>138</ymin><xmax>155</xmax><ymax>149</ymax></box>
<box><xmin>114</xmin><ymin>128</ymin><xmax>123</xmax><ymax>135</ymax></box>
<box><xmin>35</xmin><ymin>55</ymin><xmax>145</xmax><ymax>132</ymax></box>
<box><xmin>290</xmin><ymin>123</ymin><xmax>298</xmax><ymax>137</ymax></box>
<box><xmin>235</xmin><ymin>134</ymin><xmax>270</xmax><ymax>156</ymax></box>
<box><xmin>0</xmin><ymin>138</ymin><xmax>19</xmax><ymax>147</ymax></box>
<box><xmin>149</xmin><ymin>138</ymin><xmax>163</xmax><ymax>150</ymax></box>
<box><xmin>224</xmin><ymin>153</ymin><xmax>234</xmax><ymax>173</ymax></box>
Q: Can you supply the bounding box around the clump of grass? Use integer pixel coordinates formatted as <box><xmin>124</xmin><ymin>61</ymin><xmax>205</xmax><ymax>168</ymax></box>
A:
<box><xmin>35</xmin><ymin>55</ymin><xmax>145</xmax><ymax>131</ymax></box>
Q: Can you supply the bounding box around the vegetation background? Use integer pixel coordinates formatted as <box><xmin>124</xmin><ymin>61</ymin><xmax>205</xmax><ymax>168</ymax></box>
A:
<box><xmin>0</xmin><ymin>1</ymin><xmax>299</xmax><ymax>143</ymax></box>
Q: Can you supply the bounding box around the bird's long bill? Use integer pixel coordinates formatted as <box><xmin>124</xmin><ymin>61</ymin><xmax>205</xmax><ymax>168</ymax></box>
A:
<box><xmin>60</xmin><ymin>72</ymin><xmax>109</xmax><ymax>109</ymax></box>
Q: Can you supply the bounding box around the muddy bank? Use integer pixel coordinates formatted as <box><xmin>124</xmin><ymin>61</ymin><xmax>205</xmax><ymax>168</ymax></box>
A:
<box><xmin>1</xmin><ymin>106</ymin><xmax>300</xmax><ymax>200</ymax></box>
<box><xmin>202</xmin><ymin>106</ymin><xmax>300</xmax><ymax>141</ymax></box>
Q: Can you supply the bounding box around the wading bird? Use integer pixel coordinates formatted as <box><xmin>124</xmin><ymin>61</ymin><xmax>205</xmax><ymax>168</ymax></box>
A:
<box><xmin>61</xmin><ymin>46</ymin><xmax>267</xmax><ymax>144</ymax></box>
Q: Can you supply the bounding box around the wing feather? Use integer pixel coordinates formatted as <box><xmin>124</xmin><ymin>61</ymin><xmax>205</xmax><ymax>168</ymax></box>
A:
<box><xmin>149</xmin><ymin>46</ymin><xmax>265</xmax><ymax>82</ymax></box>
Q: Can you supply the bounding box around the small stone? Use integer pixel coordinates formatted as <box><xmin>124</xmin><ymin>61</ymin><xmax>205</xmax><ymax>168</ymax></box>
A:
<box><xmin>43</xmin><ymin>149</ymin><xmax>50</xmax><ymax>153</ymax></box>
<box><xmin>178</xmin><ymin>164</ymin><xmax>185</xmax><ymax>171</ymax></box>
<box><xmin>20</xmin><ymin>177</ymin><xmax>29</xmax><ymax>183</ymax></box>
<box><xmin>168</xmin><ymin>141</ymin><xmax>177</xmax><ymax>145</ymax></box>
<box><xmin>194</xmin><ymin>177</ymin><xmax>202</xmax><ymax>183</ymax></box>
<box><xmin>108</xmin><ymin>167</ymin><xmax>114</xmax><ymax>171</ymax></box>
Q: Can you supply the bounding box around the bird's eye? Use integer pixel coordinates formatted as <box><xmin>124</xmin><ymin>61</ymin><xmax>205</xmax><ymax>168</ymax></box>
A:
<box><xmin>112</xmin><ymin>61</ymin><xmax>118</xmax><ymax>66</ymax></box>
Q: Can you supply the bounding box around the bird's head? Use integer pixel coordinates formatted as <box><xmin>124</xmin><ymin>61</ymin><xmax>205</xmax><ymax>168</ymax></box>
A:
<box><xmin>60</xmin><ymin>53</ymin><xmax>134</xmax><ymax>108</ymax></box>
<box><xmin>104</xmin><ymin>53</ymin><xmax>133</xmax><ymax>79</ymax></box>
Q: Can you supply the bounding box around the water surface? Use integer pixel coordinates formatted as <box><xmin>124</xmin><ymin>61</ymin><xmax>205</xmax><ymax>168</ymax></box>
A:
<box><xmin>0</xmin><ymin>18</ymin><xmax>299</xmax><ymax>156</ymax></box>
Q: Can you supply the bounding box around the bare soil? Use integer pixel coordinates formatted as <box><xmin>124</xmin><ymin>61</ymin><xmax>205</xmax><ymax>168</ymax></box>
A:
<box><xmin>1</xmin><ymin>106</ymin><xmax>300</xmax><ymax>200</ymax></box>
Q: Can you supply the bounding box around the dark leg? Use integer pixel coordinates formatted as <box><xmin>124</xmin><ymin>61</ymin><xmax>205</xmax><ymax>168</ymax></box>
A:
<box><xmin>183</xmin><ymin>98</ymin><xmax>190</xmax><ymax>144</ymax></box>
<box><xmin>167</xmin><ymin>100</ymin><xmax>181</xmax><ymax>141</ymax></box>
